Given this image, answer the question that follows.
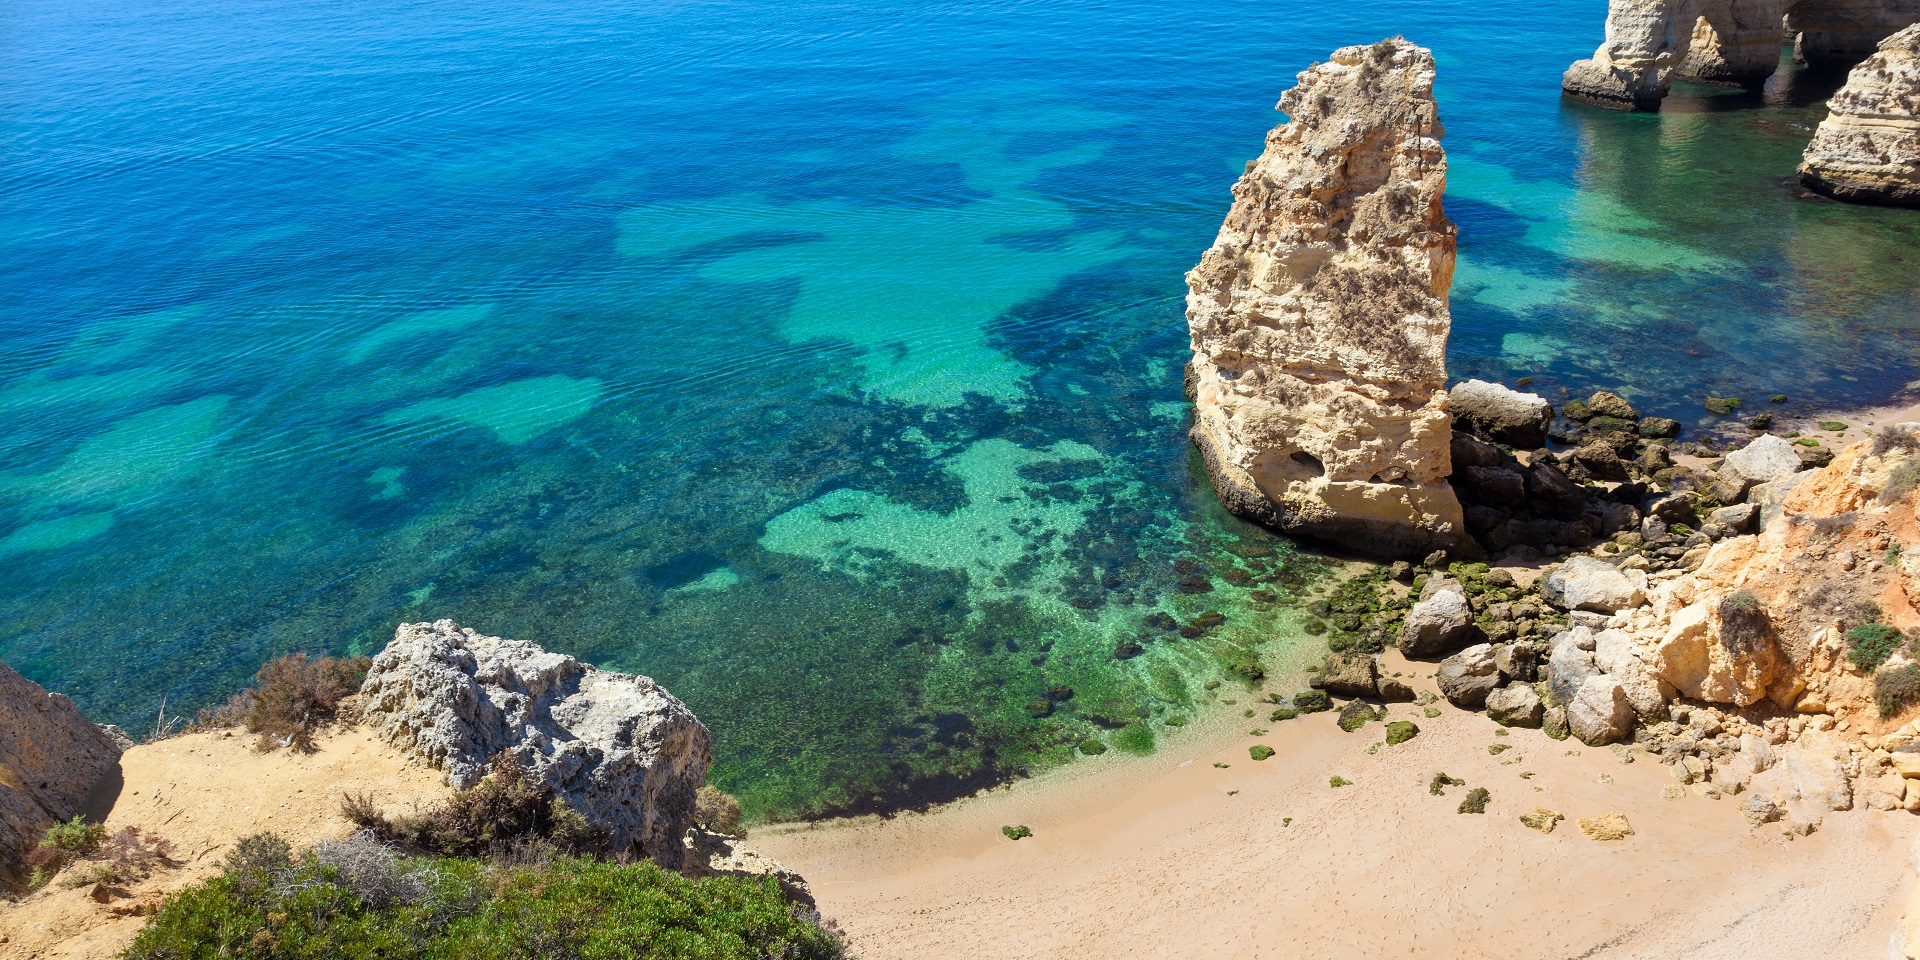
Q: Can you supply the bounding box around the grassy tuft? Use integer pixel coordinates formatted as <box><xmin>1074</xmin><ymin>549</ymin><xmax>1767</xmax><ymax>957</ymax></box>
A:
<box><xmin>1848</xmin><ymin>624</ymin><xmax>1909</xmax><ymax>672</ymax></box>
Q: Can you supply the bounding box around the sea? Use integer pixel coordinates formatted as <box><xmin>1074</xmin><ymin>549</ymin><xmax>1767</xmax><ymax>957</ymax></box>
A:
<box><xmin>5</xmin><ymin>0</ymin><xmax>1917</xmax><ymax>818</ymax></box>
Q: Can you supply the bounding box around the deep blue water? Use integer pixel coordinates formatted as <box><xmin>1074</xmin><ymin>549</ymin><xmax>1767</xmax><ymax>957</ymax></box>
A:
<box><xmin>4</xmin><ymin>0</ymin><xmax>1918</xmax><ymax>817</ymax></box>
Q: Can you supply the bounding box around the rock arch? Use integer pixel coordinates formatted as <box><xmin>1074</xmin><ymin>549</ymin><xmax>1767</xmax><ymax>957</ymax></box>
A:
<box><xmin>1562</xmin><ymin>0</ymin><xmax>1918</xmax><ymax>108</ymax></box>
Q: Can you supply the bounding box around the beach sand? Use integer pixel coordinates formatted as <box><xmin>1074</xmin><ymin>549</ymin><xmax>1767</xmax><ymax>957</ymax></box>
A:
<box><xmin>756</xmin><ymin>651</ymin><xmax>1917</xmax><ymax>960</ymax></box>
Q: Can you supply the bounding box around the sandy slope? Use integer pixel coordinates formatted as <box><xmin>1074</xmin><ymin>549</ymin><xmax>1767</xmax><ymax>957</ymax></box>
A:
<box><xmin>0</xmin><ymin>726</ymin><xmax>448</xmax><ymax>960</ymax></box>
<box><xmin>756</xmin><ymin>652</ymin><xmax>1917</xmax><ymax>960</ymax></box>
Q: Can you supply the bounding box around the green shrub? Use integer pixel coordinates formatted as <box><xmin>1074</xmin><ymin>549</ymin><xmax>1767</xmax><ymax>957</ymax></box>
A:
<box><xmin>1878</xmin><ymin>664</ymin><xmax>1920</xmax><ymax>718</ymax></box>
<box><xmin>1428</xmin><ymin>773</ymin><xmax>1464</xmax><ymax>796</ymax></box>
<box><xmin>1457</xmin><ymin>787</ymin><xmax>1490</xmax><ymax>814</ymax></box>
<box><xmin>1000</xmin><ymin>825</ymin><xmax>1032</xmax><ymax>841</ymax></box>
<box><xmin>1328</xmin><ymin>775</ymin><xmax>1351</xmax><ymax>788</ymax></box>
<box><xmin>1249</xmin><ymin>745</ymin><xmax>1276</xmax><ymax>761</ymax></box>
<box><xmin>124</xmin><ymin>852</ymin><xmax>846</xmax><ymax>960</ymax></box>
<box><xmin>24</xmin><ymin>815</ymin><xmax>109</xmax><ymax>887</ymax></box>
<box><xmin>222</xmin><ymin>832</ymin><xmax>293</xmax><ymax>877</ymax></box>
<box><xmin>1848</xmin><ymin>624</ymin><xmax>1908</xmax><ymax>672</ymax></box>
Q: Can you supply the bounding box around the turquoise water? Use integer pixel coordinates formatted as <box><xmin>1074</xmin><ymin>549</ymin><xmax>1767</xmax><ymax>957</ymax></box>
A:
<box><xmin>4</xmin><ymin>0</ymin><xmax>1917</xmax><ymax>818</ymax></box>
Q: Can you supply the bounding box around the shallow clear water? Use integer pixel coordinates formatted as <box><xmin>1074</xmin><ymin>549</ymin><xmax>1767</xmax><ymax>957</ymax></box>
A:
<box><xmin>4</xmin><ymin>0</ymin><xmax>1917</xmax><ymax>817</ymax></box>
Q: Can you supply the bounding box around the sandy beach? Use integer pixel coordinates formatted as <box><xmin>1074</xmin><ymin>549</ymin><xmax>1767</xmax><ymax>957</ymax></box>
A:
<box><xmin>757</xmin><ymin>651</ymin><xmax>1917</xmax><ymax>960</ymax></box>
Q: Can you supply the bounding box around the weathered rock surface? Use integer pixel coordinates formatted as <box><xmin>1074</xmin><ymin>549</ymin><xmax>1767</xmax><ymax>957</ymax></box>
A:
<box><xmin>1748</xmin><ymin>729</ymin><xmax>1854</xmax><ymax>811</ymax></box>
<box><xmin>1800</xmin><ymin>23</ymin><xmax>1920</xmax><ymax>207</ymax></box>
<box><xmin>1185</xmin><ymin>38</ymin><xmax>1463</xmax><ymax>559</ymax></box>
<box><xmin>1486</xmin><ymin>683</ymin><xmax>1545</xmax><ymax>727</ymax></box>
<box><xmin>1</xmin><ymin>663</ymin><xmax>125</xmax><ymax>890</ymax></box>
<box><xmin>1540</xmin><ymin>555</ymin><xmax>1647</xmax><ymax>613</ymax></box>
<box><xmin>1723</xmin><ymin>434</ymin><xmax>1806</xmax><ymax>490</ymax></box>
<box><xmin>1399</xmin><ymin>589</ymin><xmax>1478</xmax><ymax>658</ymax></box>
<box><xmin>1647</xmin><ymin>594</ymin><xmax>1784</xmax><ymax>706</ymax></box>
<box><xmin>360</xmin><ymin>620</ymin><xmax>713</xmax><ymax>866</ymax></box>
<box><xmin>1436</xmin><ymin>643</ymin><xmax>1502</xmax><ymax>708</ymax></box>
<box><xmin>1563</xmin><ymin>0</ymin><xmax>1919</xmax><ymax>108</ymax></box>
<box><xmin>1568</xmin><ymin>675</ymin><xmax>1634</xmax><ymax>745</ymax></box>
<box><xmin>1311</xmin><ymin>653</ymin><xmax>1381</xmax><ymax>699</ymax></box>
<box><xmin>1450</xmin><ymin>380</ymin><xmax>1553</xmax><ymax>448</ymax></box>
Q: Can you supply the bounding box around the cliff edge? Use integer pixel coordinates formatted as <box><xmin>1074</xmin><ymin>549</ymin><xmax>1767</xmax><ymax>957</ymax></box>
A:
<box><xmin>1185</xmin><ymin>37</ymin><xmax>1463</xmax><ymax>560</ymax></box>
<box><xmin>0</xmin><ymin>662</ymin><xmax>123</xmax><ymax>890</ymax></box>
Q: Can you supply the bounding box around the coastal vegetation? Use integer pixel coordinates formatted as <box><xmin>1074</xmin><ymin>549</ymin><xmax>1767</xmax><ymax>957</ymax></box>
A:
<box><xmin>123</xmin><ymin>836</ymin><xmax>846</xmax><ymax>960</ymax></box>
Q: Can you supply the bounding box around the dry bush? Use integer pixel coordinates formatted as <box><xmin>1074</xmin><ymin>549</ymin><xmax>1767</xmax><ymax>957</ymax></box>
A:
<box><xmin>231</xmin><ymin>652</ymin><xmax>370</xmax><ymax>751</ymax></box>
<box><xmin>694</xmin><ymin>785</ymin><xmax>744</xmax><ymax>837</ymax></box>
<box><xmin>342</xmin><ymin>758</ymin><xmax>604</xmax><ymax>859</ymax></box>
<box><xmin>103</xmin><ymin>826</ymin><xmax>175</xmax><ymax>879</ymax></box>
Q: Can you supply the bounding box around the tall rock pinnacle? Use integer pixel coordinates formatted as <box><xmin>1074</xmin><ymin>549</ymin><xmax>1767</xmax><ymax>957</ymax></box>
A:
<box><xmin>1184</xmin><ymin>37</ymin><xmax>1463</xmax><ymax>560</ymax></box>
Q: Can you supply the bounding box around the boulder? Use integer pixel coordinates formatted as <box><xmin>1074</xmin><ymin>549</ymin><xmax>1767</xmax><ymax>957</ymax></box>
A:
<box><xmin>1311</xmin><ymin>653</ymin><xmax>1380</xmax><ymax>699</ymax></box>
<box><xmin>1485</xmin><ymin>683</ymin><xmax>1545</xmax><ymax>727</ymax></box>
<box><xmin>1399</xmin><ymin>590</ymin><xmax>1479</xmax><ymax>659</ymax></box>
<box><xmin>1450</xmin><ymin>380</ymin><xmax>1553</xmax><ymax>448</ymax></box>
<box><xmin>1436</xmin><ymin>643</ymin><xmax>1501</xmax><ymax>709</ymax></box>
<box><xmin>1525</xmin><ymin>462</ymin><xmax>1588</xmax><ymax>520</ymax></box>
<box><xmin>1649</xmin><ymin>598</ymin><xmax>1783</xmax><ymax>707</ymax></box>
<box><xmin>1798</xmin><ymin>24</ymin><xmax>1920</xmax><ymax>207</ymax></box>
<box><xmin>1</xmin><ymin>662</ymin><xmax>126</xmax><ymax>890</ymax></box>
<box><xmin>1722</xmin><ymin>435</ymin><xmax>1805</xmax><ymax>492</ymax></box>
<box><xmin>1568</xmin><ymin>675</ymin><xmax>1634</xmax><ymax>745</ymax></box>
<box><xmin>1377</xmin><ymin>676</ymin><xmax>1417</xmax><ymax>702</ymax></box>
<box><xmin>1539</xmin><ymin>555</ymin><xmax>1646</xmax><ymax>613</ymax></box>
<box><xmin>1493</xmin><ymin>642</ymin><xmax>1537</xmax><ymax>682</ymax></box>
<box><xmin>1781</xmin><ymin>730</ymin><xmax>1855</xmax><ymax>811</ymax></box>
<box><xmin>1548</xmin><ymin>627</ymin><xmax>1601</xmax><ymax>707</ymax></box>
<box><xmin>1593</xmin><ymin>628</ymin><xmax>1670</xmax><ymax>721</ymax></box>
<box><xmin>1708</xmin><ymin>502</ymin><xmax>1757</xmax><ymax>533</ymax></box>
<box><xmin>1184</xmin><ymin>38</ymin><xmax>1463</xmax><ymax>559</ymax></box>
<box><xmin>1586</xmin><ymin>391</ymin><xmax>1638</xmax><ymax>421</ymax></box>
<box><xmin>359</xmin><ymin>620</ymin><xmax>713</xmax><ymax>866</ymax></box>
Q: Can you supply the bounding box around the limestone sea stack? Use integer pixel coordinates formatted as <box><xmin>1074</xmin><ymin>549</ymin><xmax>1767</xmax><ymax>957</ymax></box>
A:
<box><xmin>0</xmin><ymin>662</ymin><xmax>125</xmax><ymax>889</ymax></box>
<box><xmin>1562</xmin><ymin>0</ymin><xmax>1919</xmax><ymax>109</ymax></box>
<box><xmin>359</xmin><ymin>620</ymin><xmax>713</xmax><ymax>867</ymax></box>
<box><xmin>1799</xmin><ymin>23</ymin><xmax>1920</xmax><ymax>207</ymax></box>
<box><xmin>1185</xmin><ymin>38</ymin><xmax>1463</xmax><ymax>560</ymax></box>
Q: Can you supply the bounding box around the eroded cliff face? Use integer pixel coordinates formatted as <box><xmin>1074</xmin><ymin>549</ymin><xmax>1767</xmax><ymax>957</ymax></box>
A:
<box><xmin>1800</xmin><ymin>23</ymin><xmax>1920</xmax><ymax>206</ymax></box>
<box><xmin>1563</xmin><ymin>0</ymin><xmax>1918</xmax><ymax>108</ymax></box>
<box><xmin>0</xmin><ymin>663</ymin><xmax>124</xmax><ymax>889</ymax></box>
<box><xmin>1185</xmin><ymin>37</ymin><xmax>1462</xmax><ymax>560</ymax></box>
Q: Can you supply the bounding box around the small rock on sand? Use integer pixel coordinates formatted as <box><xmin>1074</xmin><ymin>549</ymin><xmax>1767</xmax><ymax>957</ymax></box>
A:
<box><xmin>1578</xmin><ymin>812</ymin><xmax>1634</xmax><ymax>841</ymax></box>
<box><xmin>1519</xmin><ymin>808</ymin><xmax>1563</xmax><ymax>834</ymax></box>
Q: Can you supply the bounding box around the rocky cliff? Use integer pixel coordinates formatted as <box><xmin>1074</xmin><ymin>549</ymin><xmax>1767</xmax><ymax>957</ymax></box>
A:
<box><xmin>1562</xmin><ymin>0</ymin><xmax>1918</xmax><ymax>108</ymax></box>
<box><xmin>359</xmin><ymin>620</ymin><xmax>713</xmax><ymax>867</ymax></box>
<box><xmin>1185</xmin><ymin>37</ymin><xmax>1463</xmax><ymax>560</ymax></box>
<box><xmin>0</xmin><ymin>663</ymin><xmax>125</xmax><ymax>889</ymax></box>
<box><xmin>1799</xmin><ymin>23</ymin><xmax>1920</xmax><ymax>206</ymax></box>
